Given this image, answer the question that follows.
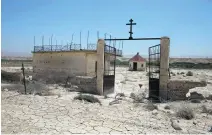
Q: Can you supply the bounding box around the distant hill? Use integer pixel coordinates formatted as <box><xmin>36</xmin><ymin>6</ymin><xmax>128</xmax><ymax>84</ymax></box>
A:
<box><xmin>1</xmin><ymin>51</ymin><xmax>212</xmax><ymax>64</ymax></box>
<box><xmin>1</xmin><ymin>56</ymin><xmax>32</xmax><ymax>60</ymax></box>
<box><xmin>2</xmin><ymin>51</ymin><xmax>32</xmax><ymax>57</ymax></box>
<box><xmin>169</xmin><ymin>58</ymin><xmax>212</xmax><ymax>64</ymax></box>
<box><xmin>117</xmin><ymin>56</ymin><xmax>212</xmax><ymax>64</ymax></box>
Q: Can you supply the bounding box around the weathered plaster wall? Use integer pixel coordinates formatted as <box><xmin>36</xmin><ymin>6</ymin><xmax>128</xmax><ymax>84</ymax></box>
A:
<box><xmin>33</xmin><ymin>51</ymin><xmax>101</xmax><ymax>77</ymax></box>
<box><xmin>167</xmin><ymin>80</ymin><xmax>206</xmax><ymax>100</ymax></box>
<box><xmin>33</xmin><ymin>52</ymin><xmax>87</xmax><ymax>75</ymax></box>
<box><xmin>86</xmin><ymin>53</ymin><xmax>97</xmax><ymax>77</ymax></box>
<box><xmin>129</xmin><ymin>61</ymin><xmax>146</xmax><ymax>71</ymax></box>
<box><xmin>96</xmin><ymin>39</ymin><xmax>105</xmax><ymax>95</ymax></box>
<box><xmin>75</xmin><ymin>76</ymin><xmax>97</xmax><ymax>94</ymax></box>
<box><xmin>159</xmin><ymin>37</ymin><xmax>170</xmax><ymax>101</ymax></box>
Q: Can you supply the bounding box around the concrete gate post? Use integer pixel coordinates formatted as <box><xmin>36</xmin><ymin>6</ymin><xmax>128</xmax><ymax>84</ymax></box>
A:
<box><xmin>96</xmin><ymin>39</ymin><xmax>105</xmax><ymax>95</ymax></box>
<box><xmin>159</xmin><ymin>36</ymin><xmax>170</xmax><ymax>101</ymax></box>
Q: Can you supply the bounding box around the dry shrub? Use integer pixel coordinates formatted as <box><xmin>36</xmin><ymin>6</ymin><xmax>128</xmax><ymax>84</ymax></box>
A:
<box><xmin>180</xmin><ymin>72</ymin><xmax>185</xmax><ymax>74</ymax></box>
<box><xmin>120</xmin><ymin>80</ymin><xmax>126</xmax><ymax>84</ymax></box>
<box><xmin>144</xmin><ymin>102</ymin><xmax>158</xmax><ymax>111</ymax></box>
<box><xmin>115</xmin><ymin>93</ymin><xmax>125</xmax><ymax>98</ymax></box>
<box><xmin>164</xmin><ymin>105</ymin><xmax>171</xmax><ymax>110</ymax></box>
<box><xmin>200</xmin><ymin>80</ymin><xmax>207</xmax><ymax>86</ymax></box>
<box><xmin>2</xmin><ymin>80</ymin><xmax>49</xmax><ymax>95</ymax></box>
<box><xmin>202</xmin><ymin>105</ymin><xmax>212</xmax><ymax>115</ymax></box>
<box><xmin>176</xmin><ymin>105</ymin><xmax>194</xmax><ymax>120</ymax></box>
<box><xmin>26</xmin><ymin>81</ymin><xmax>49</xmax><ymax>95</ymax></box>
<box><xmin>109</xmin><ymin>99</ymin><xmax>120</xmax><ymax>105</ymax></box>
<box><xmin>186</xmin><ymin>71</ymin><xmax>193</xmax><ymax>76</ymax></box>
<box><xmin>209</xmin><ymin>127</ymin><xmax>212</xmax><ymax>132</ymax></box>
<box><xmin>131</xmin><ymin>92</ymin><xmax>145</xmax><ymax>103</ymax></box>
<box><xmin>170</xmin><ymin>72</ymin><xmax>176</xmax><ymax>76</ymax></box>
<box><xmin>130</xmin><ymin>93</ymin><xmax>136</xmax><ymax>99</ymax></box>
<box><xmin>1</xmin><ymin>70</ymin><xmax>20</xmax><ymax>83</ymax></box>
<box><xmin>33</xmin><ymin>71</ymin><xmax>75</xmax><ymax>84</ymax></box>
<box><xmin>146</xmin><ymin>72</ymin><xmax>153</xmax><ymax>76</ymax></box>
<box><xmin>74</xmin><ymin>94</ymin><xmax>101</xmax><ymax>105</ymax></box>
<box><xmin>104</xmin><ymin>95</ymin><xmax>108</xmax><ymax>99</ymax></box>
<box><xmin>190</xmin><ymin>99</ymin><xmax>201</xmax><ymax>103</ymax></box>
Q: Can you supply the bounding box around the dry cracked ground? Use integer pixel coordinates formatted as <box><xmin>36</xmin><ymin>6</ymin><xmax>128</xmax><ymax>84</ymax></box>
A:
<box><xmin>1</xmin><ymin>67</ymin><xmax>212</xmax><ymax>134</ymax></box>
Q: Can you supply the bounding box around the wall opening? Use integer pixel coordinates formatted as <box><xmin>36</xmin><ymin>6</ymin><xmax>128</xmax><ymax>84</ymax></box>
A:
<box><xmin>95</xmin><ymin>61</ymin><xmax>97</xmax><ymax>77</ymax></box>
<box><xmin>133</xmin><ymin>62</ymin><xmax>137</xmax><ymax>71</ymax></box>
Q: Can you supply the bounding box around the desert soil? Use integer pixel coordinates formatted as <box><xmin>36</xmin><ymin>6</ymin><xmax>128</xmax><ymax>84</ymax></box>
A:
<box><xmin>1</xmin><ymin>67</ymin><xmax>212</xmax><ymax>134</ymax></box>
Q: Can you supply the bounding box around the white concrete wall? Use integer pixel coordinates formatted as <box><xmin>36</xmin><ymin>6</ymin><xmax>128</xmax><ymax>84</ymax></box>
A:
<box><xmin>33</xmin><ymin>52</ymin><xmax>87</xmax><ymax>75</ymax></box>
<box><xmin>129</xmin><ymin>61</ymin><xmax>146</xmax><ymax>71</ymax></box>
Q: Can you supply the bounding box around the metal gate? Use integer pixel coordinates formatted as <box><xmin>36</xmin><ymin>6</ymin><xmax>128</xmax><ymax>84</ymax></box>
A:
<box><xmin>149</xmin><ymin>44</ymin><xmax>160</xmax><ymax>100</ymax></box>
<box><xmin>103</xmin><ymin>44</ymin><xmax>116</xmax><ymax>95</ymax></box>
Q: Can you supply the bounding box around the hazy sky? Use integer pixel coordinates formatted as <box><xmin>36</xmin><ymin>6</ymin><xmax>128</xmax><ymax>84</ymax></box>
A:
<box><xmin>1</xmin><ymin>0</ymin><xmax>212</xmax><ymax>57</ymax></box>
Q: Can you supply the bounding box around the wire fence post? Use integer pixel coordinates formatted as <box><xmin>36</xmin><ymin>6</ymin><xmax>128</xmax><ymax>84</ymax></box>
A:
<box><xmin>56</xmin><ymin>40</ymin><xmax>57</xmax><ymax>51</ymax></box>
<box><xmin>65</xmin><ymin>76</ymin><xmax>70</xmax><ymax>88</ymax></box>
<box><xmin>80</xmin><ymin>31</ymin><xmax>81</xmax><ymax>49</ymax></box>
<box><xmin>51</xmin><ymin>34</ymin><xmax>53</xmax><ymax>45</ymax></box>
<box><xmin>51</xmin><ymin>34</ymin><xmax>53</xmax><ymax>51</ymax></box>
<box><xmin>34</xmin><ymin>36</ymin><xmax>35</xmax><ymax>46</ymax></box>
<box><xmin>87</xmin><ymin>31</ymin><xmax>89</xmax><ymax>49</ymax></box>
<box><xmin>109</xmin><ymin>35</ymin><xmax>111</xmax><ymax>46</ymax></box>
<box><xmin>34</xmin><ymin>36</ymin><xmax>36</xmax><ymax>52</ymax></box>
<box><xmin>21</xmin><ymin>63</ymin><xmax>27</xmax><ymax>94</ymax></box>
<box><xmin>42</xmin><ymin>36</ymin><xmax>44</xmax><ymax>51</ymax></box>
<box><xmin>71</xmin><ymin>33</ymin><xmax>74</xmax><ymax>50</ymax></box>
<box><xmin>97</xmin><ymin>31</ymin><xmax>99</xmax><ymax>40</ymax></box>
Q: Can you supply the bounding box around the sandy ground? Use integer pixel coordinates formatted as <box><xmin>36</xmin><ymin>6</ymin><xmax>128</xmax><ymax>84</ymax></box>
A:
<box><xmin>1</xmin><ymin>66</ymin><xmax>212</xmax><ymax>134</ymax></box>
<box><xmin>114</xmin><ymin>67</ymin><xmax>212</xmax><ymax>97</ymax></box>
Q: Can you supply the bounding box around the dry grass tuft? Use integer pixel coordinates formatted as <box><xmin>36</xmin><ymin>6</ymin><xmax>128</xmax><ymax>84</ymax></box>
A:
<box><xmin>131</xmin><ymin>92</ymin><xmax>145</xmax><ymax>103</ymax></box>
<box><xmin>115</xmin><ymin>93</ymin><xmax>125</xmax><ymax>99</ymax></box>
<box><xmin>144</xmin><ymin>102</ymin><xmax>158</xmax><ymax>111</ymax></box>
<box><xmin>146</xmin><ymin>72</ymin><xmax>153</xmax><ymax>76</ymax></box>
<box><xmin>1</xmin><ymin>70</ymin><xmax>20</xmax><ymax>83</ymax></box>
<box><xmin>120</xmin><ymin>80</ymin><xmax>126</xmax><ymax>84</ymax></box>
<box><xmin>200</xmin><ymin>80</ymin><xmax>207</xmax><ymax>86</ymax></box>
<box><xmin>130</xmin><ymin>93</ymin><xmax>136</xmax><ymax>99</ymax></box>
<box><xmin>171</xmin><ymin>72</ymin><xmax>176</xmax><ymax>76</ymax></box>
<box><xmin>176</xmin><ymin>105</ymin><xmax>194</xmax><ymax>120</ymax></box>
<box><xmin>186</xmin><ymin>71</ymin><xmax>193</xmax><ymax>76</ymax></box>
<box><xmin>74</xmin><ymin>94</ymin><xmax>101</xmax><ymax>105</ymax></box>
<box><xmin>164</xmin><ymin>105</ymin><xmax>171</xmax><ymax>110</ymax></box>
<box><xmin>202</xmin><ymin>105</ymin><xmax>212</xmax><ymax>115</ymax></box>
<box><xmin>104</xmin><ymin>95</ymin><xmax>108</xmax><ymax>99</ymax></box>
<box><xmin>190</xmin><ymin>99</ymin><xmax>201</xmax><ymax>103</ymax></box>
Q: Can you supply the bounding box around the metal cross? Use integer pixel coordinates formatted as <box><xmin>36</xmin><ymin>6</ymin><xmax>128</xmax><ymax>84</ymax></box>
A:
<box><xmin>126</xmin><ymin>19</ymin><xmax>136</xmax><ymax>39</ymax></box>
